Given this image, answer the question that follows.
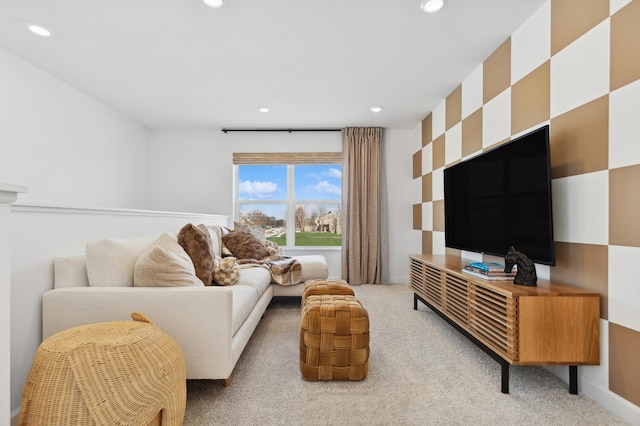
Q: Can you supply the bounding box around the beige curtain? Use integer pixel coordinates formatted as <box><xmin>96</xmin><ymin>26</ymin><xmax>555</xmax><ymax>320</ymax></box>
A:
<box><xmin>341</xmin><ymin>127</ymin><xmax>388</xmax><ymax>285</ymax></box>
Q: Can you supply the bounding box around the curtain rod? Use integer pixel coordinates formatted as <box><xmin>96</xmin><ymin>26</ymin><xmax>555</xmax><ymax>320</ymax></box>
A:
<box><xmin>221</xmin><ymin>128</ymin><xmax>341</xmax><ymax>133</ymax></box>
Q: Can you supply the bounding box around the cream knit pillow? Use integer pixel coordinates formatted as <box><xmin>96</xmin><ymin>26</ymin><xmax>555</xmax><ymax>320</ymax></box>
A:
<box><xmin>134</xmin><ymin>233</ymin><xmax>204</xmax><ymax>287</ymax></box>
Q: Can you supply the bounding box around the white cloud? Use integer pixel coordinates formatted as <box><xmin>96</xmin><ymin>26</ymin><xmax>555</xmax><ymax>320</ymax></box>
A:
<box><xmin>307</xmin><ymin>168</ymin><xmax>342</xmax><ymax>181</ymax></box>
<box><xmin>313</xmin><ymin>181</ymin><xmax>341</xmax><ymax>195</ymax></box>
<box><xmin>239</xmin><ymin>180</ymin><xmax>279</xmax><ymax>198</ymax></box>
<box><xmin>322</xmin><ymin>168</ymin><xmax>342</xmax><ymax>179</ymax></box>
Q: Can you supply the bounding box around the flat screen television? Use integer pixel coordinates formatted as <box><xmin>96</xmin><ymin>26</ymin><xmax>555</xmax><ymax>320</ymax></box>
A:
<box><xmin>443</xmin><ymin>125</ymin><xmax>555</xmax><ymax>265</ymax></box>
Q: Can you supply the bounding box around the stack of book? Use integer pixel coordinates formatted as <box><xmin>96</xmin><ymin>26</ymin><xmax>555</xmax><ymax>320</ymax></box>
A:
<box><xmin>462</xmin><ymin>261</ymin><xmax>517</xmax><ymax>281</ymax></box>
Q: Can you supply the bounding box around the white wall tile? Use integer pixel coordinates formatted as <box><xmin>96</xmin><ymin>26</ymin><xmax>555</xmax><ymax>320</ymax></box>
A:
<box><xmin>609</xmin><ymin>245</ymin><xmax>640</xmax><ymax>332</ymax></box>
<box><xmin>421</xmin><ymin>144</ymin><xmax>433</xmax><ymax>175</ymax></box>
<box><xmin>550</xmin><ymin>20</ymin><xmax>610</xmax><ymax>118</ymax></box>
<box><xmin>551</xmin><ymin>171</ymin><xmax>609</xmax><ymax>244</ymax></box>
<box><xmin>445</xmin><ymin>123</ymin><xmax>462</xmax><ymax>166</ymax></box>
<box><xmin>511</xmin><ymin>1</ymin><xmax>551</xmax><ymax>84</ymax></box>
<box><xmin>461</xmin><ymin>64</ymin><xmax>483</xmax><ymax>120</ymax></box>
<box><xmin>482</xmin><ymin>88</ymin><xmax>511</xmax><ymax>147</ymax></box>
<box><xmin>432</xmin><ymin>100</ymin><xmax>446</xmax><ymax>139</ymax></box>
<box><xmin>611</xmin><ymin>0</ymin><xmax>632</xmax><ymax>15</ymax></box>
<box><xmin>609</xmin><ymin>79</ymin><xmax>640</xmax><ymax>169</ymax></box>
<box><xmin>421</xmin><ymin>201</ymin><xmax>433</xmax><ymax>231</ymax></box>
<box><xmin>432</xmin><ymin>167</ymin><xmax>444</xmax><ymax>201</ymax></box>
<box><xmin>432</xmin><ymin>231</ymin><xmax>446</xmax><ymax>255</ymax></box>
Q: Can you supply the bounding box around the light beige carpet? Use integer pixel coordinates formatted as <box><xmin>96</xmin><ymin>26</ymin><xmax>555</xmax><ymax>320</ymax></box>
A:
<box><xmin>184</xmin><ymin>284</ymin><xmax>627</xmax><ymax>425</ymax></box>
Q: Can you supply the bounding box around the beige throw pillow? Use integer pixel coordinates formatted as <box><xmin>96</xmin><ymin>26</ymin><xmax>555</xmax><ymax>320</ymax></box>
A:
<box><xmin>134</xmin><ymin>233</ymin><xmax>204</xmax><ymax>287</ymax></box>
<box><xmin>86</xmin><ymin>234</ymin><xmax>159</xmax><ymax>287</ymax></box>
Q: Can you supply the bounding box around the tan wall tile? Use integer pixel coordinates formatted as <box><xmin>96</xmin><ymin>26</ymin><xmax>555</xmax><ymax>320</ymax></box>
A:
<box><xmin>432</xmin><ymin>134</ymin><xmax>446</xmax><ymax>169</ymax></box>
<box><xmin>609</xmin><ymin>322</ymin><xmax>640</xmax><ymax>406</ymax></box>
<box><xmin>511</xmin><ymin>61</ymin><xmax>550</xmax><ymax>135</ymax></box>
<box><xmin>611</xmin><ymin>0</ymin><xmax>640</xmax><ymax>91</ymax></box>
<box><xmin>462</xmin><ymin>108</ymin><xmax>483</xmax><ymax>157</ymax></box>
<box><xmin>446</xmin><ymin>85</ymin><xmax>462</xmax><ymax>131</ymax></box>
<box><xmin>432</xmin><ymin>199</ymin><xmax>444</xmax><ymax>232</ymax></box>
<box><xmin>413</xmin><ymin>203</ymin><xmax>422</xmax><ymax>230</ymax></box>
<box><xmin>422</xmin><ymin>230</ymin><xmax>433</xmax><ymax>255</ymax></box>
<box><xmin>551</xmin><ymin>242</ymin><xmax>608</xmax><ymax>319</ymax></box>
<box><xmin>551</xmin><ymin>0</ymin><xmax>609</xmax><ymax>55</ymax></box>
<box><xmin>445</xmin><ymin>247</ymin><xmax>461</xmax><ymax>257</ymax></box>
<box><xmin>422</xmin><ymin>114</ymin><xmax>433</xmax><ymax>147</ymax></box>
<box><xmin>609</xmin><ymin>164</ymin><xmax>640</xmax><ymax>247</ymax></box>
<box><xmin>422</xmin><ymin>173</ymin><xmax>432</xmax><ymax>203</ymax></box>
<box><xmin>413</xmin><ymin>150</ymin><xmax>422</xmax><ymax>179</ymax></box>
<box><xmin>549</xmin><ymin>95</ymin><xmax>609</xmax><ymax>179</ymax></box>
<box><xmin>483</xmin><ymin>38</ymin><xmax>511</xmax><ymax>104</ymax></box>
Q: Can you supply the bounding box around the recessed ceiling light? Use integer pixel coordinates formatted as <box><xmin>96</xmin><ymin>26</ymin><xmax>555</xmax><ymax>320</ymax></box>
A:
<box><xmin>203</xmin><ymin>0</ymin><xmax>225</xmax><ymax>8</ymax></box>
<box><xmin>258</xmin><ymin>106</ymin><xmax>270</xmax><ymax>113</ymax></box>
<box><xmin>420</xmin><ymin>0</ymin><xmax>444</xmax><ymax>13</ymax></box>
<box><xmin>25</xmin><ymin>23</ymin><xmax>52</xmax><ymax>37</ymax></box>
<box><xmin>370</xmin><ymin>106</ymin><xmax>383</xmax><ymax>113</ymax></box>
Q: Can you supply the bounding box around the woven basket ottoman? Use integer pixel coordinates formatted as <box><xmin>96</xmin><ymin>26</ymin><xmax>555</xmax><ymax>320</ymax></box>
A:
<box><xmin>301</xmin><ymin>279</ymin><xmax>354</xmax><ymax>306</ymax></box>
<box><xmin>300</xmin><ymin>295</ymin><xmax>369</xmax><ymax>381</ymax></box>
<box><xmin>18</xmin><ymin>312</ymin><xmax>186</xmax><ymax>426</ymax></box>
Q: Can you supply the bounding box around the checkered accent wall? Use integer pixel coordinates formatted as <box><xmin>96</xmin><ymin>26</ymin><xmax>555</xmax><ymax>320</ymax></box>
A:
<box><xmin>412</xmin><ymin>0</ymin><xmax>640</xmax><ymax>409</ymax></box>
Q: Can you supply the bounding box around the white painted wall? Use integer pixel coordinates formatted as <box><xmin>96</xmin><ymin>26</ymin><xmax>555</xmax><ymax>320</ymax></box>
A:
<box><xmin>384</xmin><ymin>128</ymin><xmax>421</xmax><ymax>283</ymax></box>
<box><xmin>0</xmin><ymin>47</ymin><xmax>156</xmax><ymax>421</ymax></box>
<box><xmin>0</xmin><ymin>47</ymin><xmax>150</xmax><ymax>209</ymax></box>
<box><xmin>148</xmin><ymin>130</ymin><xmax>342</xmax><ymax>214</ymax></box>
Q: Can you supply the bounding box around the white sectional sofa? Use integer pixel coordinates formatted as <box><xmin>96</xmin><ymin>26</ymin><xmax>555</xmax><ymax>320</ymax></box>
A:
<box><xmin>42</xmin><ymin>226</ymin><xmax>328</xmax><ymax>385</ymax></box>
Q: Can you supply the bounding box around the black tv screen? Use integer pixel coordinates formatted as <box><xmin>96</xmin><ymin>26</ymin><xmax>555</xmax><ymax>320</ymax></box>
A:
<box><xmin>443</xmin><ymin>125</ymin><xmax>555</xmax><ymax>265</ymax></box>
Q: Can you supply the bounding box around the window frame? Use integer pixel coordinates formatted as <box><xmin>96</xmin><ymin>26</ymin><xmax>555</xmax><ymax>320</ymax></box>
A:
<box><xmin>233</xmin><ymin>153</ymin><xmax>342</xmax><ymax>248</ymax></box>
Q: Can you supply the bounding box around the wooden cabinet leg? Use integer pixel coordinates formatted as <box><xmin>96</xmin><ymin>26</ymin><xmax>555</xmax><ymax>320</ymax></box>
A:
<box><xmin>223</xmin><ymin>376</ymin><xmax>232</xmax><ymax>387</ymax></box>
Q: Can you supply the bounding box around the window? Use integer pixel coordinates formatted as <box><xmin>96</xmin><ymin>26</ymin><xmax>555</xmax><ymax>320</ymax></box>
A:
<box><xmin>234</xmin><ymin>153</ymin><xmax>342</xmax><ymax>247</ymax></box>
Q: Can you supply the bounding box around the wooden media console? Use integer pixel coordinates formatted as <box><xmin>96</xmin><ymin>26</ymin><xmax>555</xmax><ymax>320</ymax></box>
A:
<box><xmin>410</xmin><ymin>254</ymin><xmax>600</xmax><ymax>394</ymax></box>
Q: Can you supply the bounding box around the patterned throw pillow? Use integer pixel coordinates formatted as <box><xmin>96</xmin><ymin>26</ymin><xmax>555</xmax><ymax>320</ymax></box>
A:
<box><xmin>177</xmin><ymin>223</ymin><xmax>214</xmax><ymax>286</ymax></box>
<box><xmin>221</xmin><ymin>229</ymin><xmax>270</xmax><ymax>260</ymax></box>
<box><xmin>213</xmin><ymin>255</ymin><xmax>240</xmax><ymax>286</ymax></box>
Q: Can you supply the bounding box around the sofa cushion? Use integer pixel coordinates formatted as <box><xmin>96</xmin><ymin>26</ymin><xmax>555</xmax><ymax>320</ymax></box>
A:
<box><xmin>178</xmin><ymin>223</ymin><xmax>215</xmax><ymax>286</ymax></box>
<box><xmin>297</xmin><ymin>255</ymin><xmax>330</xmax><ymax>281</ymax></box>
<box><xmin>230</xmin><ymin>285</ymin><xmax>259</xmax><ymax>336</ymax></box>
<box><xmin>86</xmin><ymin>234</ymin><xmax>160</xmax><ymax>287</ymax></box>
<box><xmin>134</xmin><ymin>233</ymin><xmax>204</xmax><ymax>287</ymax></box>
<box><xmin>236</xmin><ymin>265</ymin><xmax>271</xmax><ymax>296</ymax></box>
<box><xmin>221</xmin><ymin>229</ymin><xmax>269</xmax><ymax>260</ymax></box>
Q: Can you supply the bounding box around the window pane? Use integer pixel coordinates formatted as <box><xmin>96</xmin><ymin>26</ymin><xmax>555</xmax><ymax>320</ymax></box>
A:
<box><xmin>294</xmin><ymin>165</ymin><xmax>342</xmax><ymax>201</ymax></box>
<box><xmin>294</xmin><ymin>203</ymin><xmax>342</xmax><ymax>246</ymax></box>
<box><xmin>238</xmin><ymin>165</ymin><xmax>287</xmax><ymax>201</ymax></box>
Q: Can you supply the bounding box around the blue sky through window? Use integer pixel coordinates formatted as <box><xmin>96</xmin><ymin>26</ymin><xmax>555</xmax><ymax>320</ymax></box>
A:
<box><xmin>238</xmin><ymin>165</ymin><xmax>342</xmax><ymax>201</ymax></box>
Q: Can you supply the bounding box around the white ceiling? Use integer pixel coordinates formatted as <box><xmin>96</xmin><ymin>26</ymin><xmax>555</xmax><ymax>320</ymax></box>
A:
<box><xmin>0</xmin><ymin>0</ymin><xmax>546</xmax><ymax>130</ymax></box>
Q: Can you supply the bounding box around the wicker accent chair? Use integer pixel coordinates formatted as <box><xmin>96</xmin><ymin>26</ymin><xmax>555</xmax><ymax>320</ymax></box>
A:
<box><xmin>18</xmin><ymin>312</ymin><xmax>186</xmax><ymax>426</ymax></box>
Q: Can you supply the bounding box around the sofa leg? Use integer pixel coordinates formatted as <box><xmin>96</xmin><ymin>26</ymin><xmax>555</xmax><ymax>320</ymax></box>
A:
<box><xmin>223</xmin><ymin>376</ymin><xmax>232</xmax><ymax>387</ymax></box>
<box><xmin>262</xmin><ymin>309</ymin><xmax>267</xmax><ymax>319</ymax></box>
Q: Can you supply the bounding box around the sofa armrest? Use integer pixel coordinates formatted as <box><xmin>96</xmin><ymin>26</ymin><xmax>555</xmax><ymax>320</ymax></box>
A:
<box><xmin>42</xmin><ymin>286</ymin><xmax>234</xmax><ymax>379</ymax></box>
